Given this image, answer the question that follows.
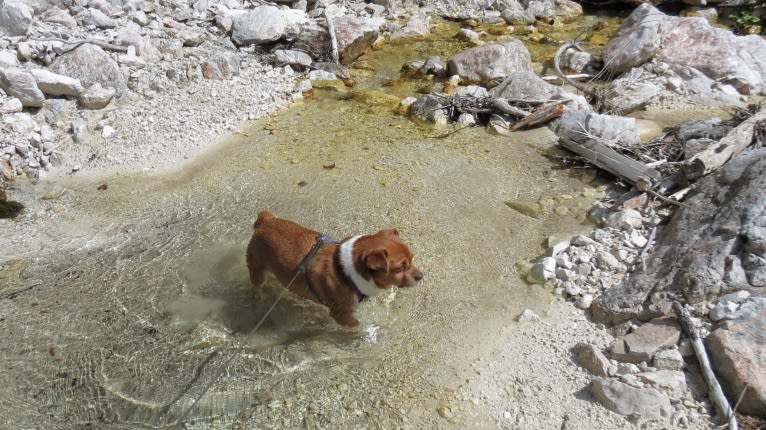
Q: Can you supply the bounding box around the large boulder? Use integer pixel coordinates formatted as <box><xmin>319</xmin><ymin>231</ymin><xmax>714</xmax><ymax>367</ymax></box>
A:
<box><xmin>500</xmin><ymin>0</ymin><xmax>583</xmax><ymax>24</ymax></box>
<box><xmin>603</xmin><ymin>4</ymin><xmax>766</xmax><ymax>95</ymax></box>
<box><xmin>230</xmin><ymin>5</ymin><xmax>308</xmax><ymax>46</ymax></box>
<box><xmin>332</xmin><ymin>15</ymin><xmax>385</xmax><ymax>65</ymax></box>
<box><xmin>29</xmin><ymin>69</ymin><xmax>84</xmax><ymax>97</ymax></box>
<box><xmin>590</xmin><ymin>377</ymin><xmax>673</xmax><ymax>420</ymax></box>
<box><xmin>446</xmin><ymin>41</ymin><xmax>532</xmax><ymax>87</ymax></box>
<box><xmin>591</xmin><ymin>146</ymin><xmax>766</xmax><ymax>324</ymax></box>
<box><xmin>49</xmin><ymin>43</ymin><xmax>126</xmax><ymax>90</ymax></box>
<box><xmin>706</xmin><ymin>297</ymin><xmax>766</xmax><ymax>418</ymax></box>
<box><xmin>0</xmin><ymin>0</ymin><xmax>33</xmax><ymax>36</ymax></box>
<box><xmin>0</xmin><ymin>67</ymin><xmax>45</xmax><ymax>108</ymax></box>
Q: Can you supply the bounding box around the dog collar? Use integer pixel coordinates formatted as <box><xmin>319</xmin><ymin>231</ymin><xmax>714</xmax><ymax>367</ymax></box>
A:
<box><xmin>340</xmin><ymin>235</ymin><xmax>382</xmax><ymax>301</ymax></box>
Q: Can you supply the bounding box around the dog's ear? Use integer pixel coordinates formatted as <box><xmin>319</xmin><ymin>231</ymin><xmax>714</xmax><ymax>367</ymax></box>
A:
<box><xmin>364</xmin><ymin>249</ymin><xmax>389</xmax><ymax>272</ymax></box>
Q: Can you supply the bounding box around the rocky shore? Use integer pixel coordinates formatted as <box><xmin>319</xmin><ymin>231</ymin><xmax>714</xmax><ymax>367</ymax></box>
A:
<box><xmin>2</xmin><ymin>0</ymin><xmax>765</xmax><ymax>428</ymax></box>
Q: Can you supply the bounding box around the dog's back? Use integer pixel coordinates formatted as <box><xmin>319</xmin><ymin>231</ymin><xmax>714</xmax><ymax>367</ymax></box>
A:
<box><xmin>247</xmin><ymin>210</ymin><xmax>321</xmax><ymax>288</ymax></box>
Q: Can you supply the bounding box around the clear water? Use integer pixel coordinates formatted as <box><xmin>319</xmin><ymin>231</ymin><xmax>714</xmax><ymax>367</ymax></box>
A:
<box><xmin>0</xmin><ymin>19</ymin><xmax>616</xmax><ymax>429</ymax></box>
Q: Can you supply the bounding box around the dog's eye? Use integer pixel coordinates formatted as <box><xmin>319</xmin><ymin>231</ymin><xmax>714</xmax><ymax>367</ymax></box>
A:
<box><xmin>395</xmin><ymin>266</ymin><xmax>405</xmax><ymax>273</ymax></box>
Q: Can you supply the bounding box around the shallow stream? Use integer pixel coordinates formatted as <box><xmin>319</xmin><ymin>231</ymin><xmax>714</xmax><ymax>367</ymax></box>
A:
<box><xmin>1</xmin><ymin>16</ymin><xmax>668</xmax><ymax>429</ymax></box>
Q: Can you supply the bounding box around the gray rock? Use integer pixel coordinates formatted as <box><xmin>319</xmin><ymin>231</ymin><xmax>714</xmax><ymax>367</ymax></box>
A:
<box><xmin>41</xmin><ymin>7</ymin><xmax>78</xmax><ymax>29</ymax></box>
<box><xmin>706</xmin><ymin>297</ymin><xmax>766</xmax><ymax>418</ymax></box>
<box><xmin>637</xmin><ymin>370</ymin><xmax>687</xmax><ymax>392</ymax></box>
<box><xmin>78</xmin><ymin>84</ymin><xmax>115</xmax><ymax>110</ymax></box>
<box><xmin>553</xmin><ymin>110</ymin><xmax>641</xmax><ymax>149</ymax></box>
<box><xmin>409</xmin><ymin>94</ymin><xmax>448</xmax><ymax>127</ymax></box>
<box><xmin>201</xmin><ymin>52</ymin><xmax>240</xmax><ymax>80</ymax></box>
<box><xmin>231</xmin><ymin>5</ymin><xmax>308</xmax><ymax>46</ymax></box>
<box><xmin>527</xmin><ymin>257</ymin><xmax>556</xmax><ymax>284</ymax></box>
<box><xmin>88</xmin><ymin>8</ymin><xmax>117</xmax><ymax>29</ymax></box>
<box><xmin>590</xmin><ymin>377</ymin><xmax>672</xmax><ymax>420</ymax></box>
<box><xmin>573</xmin><ymin>342</ymin><xmax>610</xmax><ymax>376</ymax></box>
<box><xmin>0</xmin><ymin>0</ymin><xmax>33</xmax><ymax>36</ymax></box>
<box><xmin>447</xmin><ymin>41</ymin><xmax>533</xmax><ymax>87</ymax></box>
<box><xmin>332</xmin><ymin>15</ymin><xmax>385</xmax><ymax>65</ymax></box>
<box><xmin>49</xmin><ymin>44</ymin><xmax>126</xmax><ymax>90</ymax></box>
<box><xmin>575</xmin><ymin>294</ymin><xmax>593</xmax><ymax>310</ymax></box>
<box><xmin>29</xmin><ymin>69</ymin><xmax>84</xmax><ymax>97</ymax></box>
<box><xmin>652</xmin><ymin>348</ymin><xmax>684</xmax><ymax>370</ymax></box>
<box><xmin>389</xmin><ymin>14</ymin><xmax>430</xmax><ymax>40</ymax></box>
<box><xmin>517</xmin><ymin>308</ymin><xmax>541</xmax><ymax>322</ymax></box>
<box><xmin>0</xmin><ymin>68</ymin><xmax>45</xmax><ymax>108</ymax></box>
<box><xmin>603</xmin><ymin>4</ymin><xmax>766</xmax><ymax>95</ymax></box>
<box><xmin>71</xmin><ymin>117</ymin><xmax>87</xmax><ymax>143</ymax></box>
<box><xmin>455</xmin><ymin>28</ymin><xmax>480</xmax><ymax>44</ymax></box>
<box><xmin>591</xmin><ymin>146</ymin><xmax>766</xmax><ymax>324</ymax></box>
<box><xmin>0</xmin><ymin>97</ymin><xmax>22</xmax><ymax>114</ymax></box>
<box><xmin>709</xmin><ymin>300</ymin><xmax>739</xmax><ymax>322</ymax></box>
<box><xmin>611</xmin><ymin>317</ymin><xmax>681</xmax><ymax>364</ymax></box>
<box><xmin>113</xmin><ymin>28</ymin><xmax>163</xmax><ymax>61</ymax></box>
<box><xmin>500</xmin><ymin>0</ymin><xmax>582</xmax><ymax>25</ymax></box>
<box><xmin>0</xmin><ymin>49</ymin><xmax>19</xmax><ymax>68</ymax></box>
<box><xmin>274</xmin><ymin>49</ymin><xmax>313</xmax><ymax>68</ymax></box>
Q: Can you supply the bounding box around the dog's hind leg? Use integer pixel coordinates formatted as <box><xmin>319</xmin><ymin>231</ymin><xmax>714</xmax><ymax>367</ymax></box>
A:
<box><xmin>246</xmin><ymin>242</ymin><xmax>266</xmax><ymax>288</ymax></box>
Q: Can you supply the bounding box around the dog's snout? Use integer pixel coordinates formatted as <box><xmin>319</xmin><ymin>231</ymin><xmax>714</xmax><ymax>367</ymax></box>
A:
<box><xmin>414</xmin><ymin>271</ymin><xmax>423</xmax><ymax>282</ymax></box>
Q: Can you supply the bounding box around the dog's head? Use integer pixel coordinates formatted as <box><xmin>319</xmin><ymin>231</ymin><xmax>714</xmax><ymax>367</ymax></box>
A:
<box><xmin>360</xmin><ymin>229</ymin><xmax>423</xmax><ymax>288</ymax></box>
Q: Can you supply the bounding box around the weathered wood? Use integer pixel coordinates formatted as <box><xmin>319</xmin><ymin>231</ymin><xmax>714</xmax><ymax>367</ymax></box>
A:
<box><xmin>683</xmin><ymin>108</ymin><xmax>766</xmax><ymax>180</ymax></box>
<box><xmin>558</xmin><ymin>136</ymin><xmax>660</xmax><ymax>187</ymax></box>
<box><xmin>672</xmin><ymin>302</ymin><xmax>738</xmax><ymax>430</ymax></box>
<box><xmin>31</xmin><ymin>38</ymin><xmax>129</xmax><ymax>53</ymax></box>
<box><xmin>324</xmin><ymin>11</ymin><xmax>339</xmax><ymax>64</ymax></box>
<box><xmin>553</xmin><ymin>40</ymin><xmax>589</xmax><ymax>93</ymax></box>
<box><xmin>490</xmin><ymin>98</ymin><xmax>529</xmax><ymax>118</ymax></box>
<box><xmin>509</xmin><ymin>102</ymin><xmax>564</xmax><ymax>131</ymax></box>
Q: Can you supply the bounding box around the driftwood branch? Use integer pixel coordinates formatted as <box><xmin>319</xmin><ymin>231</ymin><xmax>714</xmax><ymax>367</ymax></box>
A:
<box><xmin>683</xmin><ymin>108</ymin><xmax>766</xmax><ymax>180</ymax></box>
<box><xmin>553</xmin><ymin>40</ymin><xmax>589</xmax><ymax>93</ymax></box>
<box><xmin>323</xmin><ymin>11</ymin><xmax>339</xmax><ymax>64</ymax></box>
<box><xmin>558</xmin><ymin>135</ymin><xmax>660</xmax><ymax>189</ymax></box>
<box><xmin>491</xmin><ymin>98</ymin><xmax>530</xmax><ymax>118</ymax></box>
<box><xmin>672</xmin><ymin>301</ymin><xmax>738</xmax><ymax>430</ymax></box>
<box><xmin>509</xmin><ymin>101</ymin><xmax>565</xmax><ymax>131</ymax></box>
<box><xmin>30</xmin><ymin>38</ymin><xmax>129</xmax><ymax>53</ymax></box>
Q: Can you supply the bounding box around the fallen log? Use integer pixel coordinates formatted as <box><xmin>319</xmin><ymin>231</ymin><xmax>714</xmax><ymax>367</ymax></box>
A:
<box><xmin>554</xmin><ymin>110</ymin><xmax>661</xmax><ymax>188</ymax></box>
<box><xmin>558</xmin><ymin>136</ymin><xmax>660</xmax><ymax>188</ymax></box>
<box><xmin>682</xmin><ymin>108</ymin><xmax>766</xmax><ymax>180</ymax></box>
<box><xmin>672</xmin><ymin>302</ymin><xmax>738</xmax><ymax>430</ymax></box>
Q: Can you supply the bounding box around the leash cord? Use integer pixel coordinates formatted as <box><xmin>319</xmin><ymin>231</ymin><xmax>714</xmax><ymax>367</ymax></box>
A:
<box><xmin>168</xmin><ymin>234</ymin><xmax>334</xmax><ymax>427</ymax></box>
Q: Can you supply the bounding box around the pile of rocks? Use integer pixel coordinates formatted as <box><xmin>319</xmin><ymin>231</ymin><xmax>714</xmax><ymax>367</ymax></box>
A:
<box><xmin>524</xmin><ymin>207</ymin><xmax>655</xmax><ymax>310</ymax></box>
<box><xmin>522</xmin><ymin>198</ymin><xmax>766</xmax><ymax>424</ymax></box>
<box><xmin>0</xmin><ymin>0</ymin><xmax>433</xmax><ymax>182</ymax></box>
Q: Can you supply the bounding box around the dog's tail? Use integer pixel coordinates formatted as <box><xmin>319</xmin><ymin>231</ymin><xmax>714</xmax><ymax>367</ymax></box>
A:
<box><xmin>254</xmin><ymin>210</ymin><xmax>275</xmax><ymax>229</ymax></box>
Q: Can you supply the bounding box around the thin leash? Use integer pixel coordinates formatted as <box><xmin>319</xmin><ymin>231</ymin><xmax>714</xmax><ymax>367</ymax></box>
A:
<box><xmin>165</xmin><ymin>234</ymin><xmax>338</xmax><ymax>427</ymax></box>
<box><xmin>249</xmin><ymin>234</ymin><xmax>338</xmax><ymax>335</ymax></box>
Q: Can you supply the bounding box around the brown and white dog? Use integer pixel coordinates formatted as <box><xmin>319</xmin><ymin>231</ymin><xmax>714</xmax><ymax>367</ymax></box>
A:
<box><xmin>246</xmin><ymin>210</ymin><xmax>423</xmax><ymax>327</ymax></box>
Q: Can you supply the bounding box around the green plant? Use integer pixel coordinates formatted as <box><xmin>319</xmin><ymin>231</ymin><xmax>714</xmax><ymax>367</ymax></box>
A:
<box><xmin>728</xmin><ymin>10</ymin><xmax>761</xmax><ymax>34</ymax></box>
